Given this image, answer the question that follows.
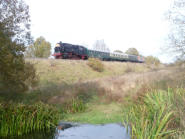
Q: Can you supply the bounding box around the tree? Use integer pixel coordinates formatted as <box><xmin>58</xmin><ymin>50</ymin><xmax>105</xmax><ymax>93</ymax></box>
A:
<box><xmin>114</xmin><ymin>50</ymin><xmax>123</xmax><ymax>53</ymax></box>
<box><xmin>25</xmin><ymin>37</ymin><xmax>51</xmax><ymax>58</ymax></box>
<box><xmin>93</xmin><ymin>40</ymin><xmax>110</xmax><ymax>52</ymax></box>
<box><xmin>166</xmin><ymin>0</ymin><xmax>185</xmax><ymax>60</ymax></box>
<box><xmin>0</xmin><ymin>0</ymin><xmax>37</xmax><ymax>93</ymax></box>
<box><xmin>125</xmin><ymin>48</ymin><xmax>139</xmax><ymax>56</ymax></box>
<box><xmin>145</xmin><ymin>56</ymin><xmax>160</xmax><ymax>66</ymax></box>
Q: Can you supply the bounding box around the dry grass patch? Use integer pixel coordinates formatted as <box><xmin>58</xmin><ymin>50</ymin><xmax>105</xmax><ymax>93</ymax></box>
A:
<box><xmin>26</xmin><ymin>59</ymin><xmax>151</xmax><ymax>86</ymax></box>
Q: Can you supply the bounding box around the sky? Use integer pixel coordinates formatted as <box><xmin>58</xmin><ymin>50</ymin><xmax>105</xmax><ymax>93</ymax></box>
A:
<box><xmin>26</xmin><ymin>0</ymin><xmax>174</xmax><ymax>63</ymax></box>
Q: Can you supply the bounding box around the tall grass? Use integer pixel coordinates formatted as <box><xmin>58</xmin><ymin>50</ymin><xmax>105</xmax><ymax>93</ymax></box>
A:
<box><xmin>87</xmin><ymin>58</ymin><xmax>104</xmax><ymax>72</ymax></box>
<box><xmin>64</xmin><ymin>97</ymin><xmax>86</xmax><ymax>113</ymax></box>
<box><xmin>123</xmin><ymin>88</ymin><xmax>185</xmax><ymax>139</ymax></box>
<box><xmin>0</xmin><ymin>102</ymin><xmax>60</xmax><ymax>137</ymax></box>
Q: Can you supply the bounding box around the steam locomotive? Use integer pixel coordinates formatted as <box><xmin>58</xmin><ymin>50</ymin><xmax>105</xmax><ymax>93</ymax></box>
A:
<box><xmin>53</xmin><ymin>42</ymin><xmax>145</xmax><ymax>63</ymax></box>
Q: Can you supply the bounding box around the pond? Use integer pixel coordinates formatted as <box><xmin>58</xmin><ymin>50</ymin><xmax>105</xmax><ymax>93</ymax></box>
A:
<box><xmin>5</xmin><ymin>123</ymin><xmax>130</xmax><ymax>139</ymax></box>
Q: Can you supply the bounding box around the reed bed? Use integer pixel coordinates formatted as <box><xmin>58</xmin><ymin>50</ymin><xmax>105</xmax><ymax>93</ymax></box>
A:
<box><xmin>123</xmin><ymin>88</ymin><xmax>185</xmax><ymax>139</ymax></box>
<box><xmin>64</xmin><ymin>97</ymin><xmax>86</xmax><ymax>113</ymax></box>
<box><xmin>0</xmin><ymin>102</ymin><xmax>60</xmax><ymax>137</ymax></box>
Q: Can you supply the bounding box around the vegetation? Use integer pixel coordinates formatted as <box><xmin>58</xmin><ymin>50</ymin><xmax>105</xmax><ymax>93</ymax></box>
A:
<box><xmin>0</xmin><ymin>0</ymin><xmax>37</xmax><ymax>93</ymax></box>
<box><xmin>145</xmin><ymin>56</ymin><xmax>160</xmax><ymax>66</ymax></box>
<box><xmin>0</xmin><ymin>102</ymin><xmax>60</xmax><ymax>137</ymax></box>
<box><xmin>0</xmin><ymin>0</ymin><xmax>184</xmax><ymax>139</ymax></box>
<box><xmin>27</xmin><ymin>59</ymin><xmax>148</xmax><ymax>85</ymax></box>
<box><xmin>0</xmin><ymin>58</ymin><xmax>184</xmax><ymax>138</ymax></box>
<box><xmin>25</xmin><ymin>36</ymin><xmax>51</xmax><ymax>58</ymax></box>
<box><xmin>114</xmin><ymin>50</ymin><xmax>123</xmax><ymax>53</ymax></box>
<box><xmin>125</xmin><ymin>48</ymin><xmax>139</xmax><ymax>56</ymax></box>
<box><xmin>166</xmin><ymin>0</ymin><xmax>185</xmax><ymax>60</ymax></box>
<box><xmin>87</xmin><ymin>58</ymin><xmax>104</xmax><ymax>72</ymax></box>
<box><xmin>64</xmin><ymin>103</ymin><xmax>123</xmax><ymax>124</ymax></box>
<box><xmin>123</xmin><ymin>88</ymin><xmax>185</xmax><ymax>139</ymax></box>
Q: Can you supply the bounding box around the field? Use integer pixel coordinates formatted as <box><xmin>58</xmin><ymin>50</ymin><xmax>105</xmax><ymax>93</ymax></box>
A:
<box><xmin>1</xmin><ymin>59</ymin><xmax>184</xmax><ymax>138</ymax></box>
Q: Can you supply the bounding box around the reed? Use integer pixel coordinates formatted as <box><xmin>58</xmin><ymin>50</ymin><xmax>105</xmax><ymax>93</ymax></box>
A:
<box><xmin>123</xmin><ymin>88</ymin><xmax>185</xmax><ymax>139</ymax></box>
<box><xmin>0</xmin><ymin>102</ymin><xmax>60</xmax><ymax>137</ymax></box>
<box><xmin>64</xmin><ymin>97</ymin><xmax>86</xmax><ymax>113</ymax></box>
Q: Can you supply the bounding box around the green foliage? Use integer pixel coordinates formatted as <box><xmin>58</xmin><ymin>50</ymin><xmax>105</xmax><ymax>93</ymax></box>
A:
<box><xmin>145</xmin><ymin>56</ymin><xmax>160</xmax><ymax>66</ymax></box>
<box><xmin>123</xmin><ymin>88</ymin><xmax>185</xmax><ymax>139</ymax></box>
<box><xmin>125</xmin><ymin>48</ymin><xmax>139</xmax><ymax>56</ymax></box>
<box><xmin>64</xmin><ymin>103</ymin><xmax>123</xmax><ymax>124</ymax></box>
<box><xmin>0</xmin><ymin>102</ymin><xmax>60</xmax><ymax>137</ymax></box>
<box><xmin>0</xmin><ymin>0</ymin><xmax>31</xmax><ymax>44</ymax></box>
<box><xmin>0</xmin><ymin>0</ymin><xmax>38</xmax><ymax>93</ymax></box>
<box><xmin>64</xmin><ymin>97</ymin><xmax>86</xmax><ymax>113</ymax></box>
<box><xmin>87</xmin><ymin>58</ymin><xmax>104</xmax><ymax>72</ymax></box>
<box><xmin>25</xmin><ymin>36</ymin><xmax>51</xmax><ymax>58</ymax></box>
<box><xmin>0</xmin><ymin>44</ymin><xmax>38</xmax><ymax>93</ymax></box>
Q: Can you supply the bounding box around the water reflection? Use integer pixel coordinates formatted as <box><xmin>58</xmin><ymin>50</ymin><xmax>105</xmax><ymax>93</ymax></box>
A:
<box><xmin>55</xmin><ymin>123</ymin><xmax>130</xmax><ymax>139</ymax></box>
<box><xmin>3</xmin><ymin>123</ymin><xmax>130</xmax><ymax>139</ymax></box>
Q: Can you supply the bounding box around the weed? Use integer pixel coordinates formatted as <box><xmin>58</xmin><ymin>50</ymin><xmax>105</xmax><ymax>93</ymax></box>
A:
<box><xmin>64</xmin><ymin>97</ymin><xmax>86</xmax><ymax>113</ymax></box>
<box><xmin>87</xmin><ymin>58</ymin><xmax>104</xmax><ymax>72</ymax></box>
<box><xmin>123</xmin><ymin>88</ymin><xmax>185</xmax><ymax>139</ymax></box>
<box><xmin>0</xmin><ymin>102</ymin><xmax>60</xmax><ymax>137</ymax></box>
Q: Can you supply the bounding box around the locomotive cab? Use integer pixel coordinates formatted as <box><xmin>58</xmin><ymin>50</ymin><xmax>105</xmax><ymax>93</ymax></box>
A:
<box><xmin>53</xmin><ymin>42</ymin><xmax>88</xmax><ymax>59</ymax></box>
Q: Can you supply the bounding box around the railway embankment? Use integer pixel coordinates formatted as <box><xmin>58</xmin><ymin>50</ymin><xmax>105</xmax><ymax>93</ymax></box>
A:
<box><xmin>1</xmin><ymin>59</ymin><xmax>184</xmax><ymax>138</ymax></box>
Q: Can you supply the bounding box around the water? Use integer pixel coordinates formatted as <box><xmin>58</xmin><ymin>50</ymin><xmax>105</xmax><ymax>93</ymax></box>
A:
<box><xmin>55</xmin><ymin>123</ymin><xmax>130</xmax><ymax>139</ymax></box>
<box><xmin>4</xmin><ymin>123</ymin><xmax>130</xmax><ymax>139</ymax></box>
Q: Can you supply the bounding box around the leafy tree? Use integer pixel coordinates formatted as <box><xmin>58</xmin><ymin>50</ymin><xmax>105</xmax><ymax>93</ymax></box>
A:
<box><xmin>0</xmin><ymin>0</ymin><xmax>37</xmax><ymax>93</ymax></box>
<box><xmin>166</xmin><ymin>0</ymin><xmax>185</xmax><ymax>60</ymax></box>
<box><xmin>25</xmin><ymin>37</ymin><xmax>51</xmax><ymax>58</ymax></box>
<box><xmin>125</xmin><ymin>48</ymin><xmax>139</xmax><ymax>56</ymax></box>
<box><xmin>145</xmin><ymin>56</ymin><xmax>160</xmax><ymax>66</ymax></box>
<box><xmin>114</xmin><ymin>50</ymin><xmax>123</xmax><ymax>53</ymax></box>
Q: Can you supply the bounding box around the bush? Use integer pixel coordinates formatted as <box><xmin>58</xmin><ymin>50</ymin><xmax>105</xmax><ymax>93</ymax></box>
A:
<box><xmin>87</xmin><ymin>58</ymin><xmax>104</xmax><ymax>72</ymax></box>
<box><xmin>145</xmin><ymin>56</ymin><xmax>160</xmax><ymax>66</ymax></box>
<box><xmin>0</xmin><ymin>61</ymin><xmax>38</xmax><ymax>93</ymax></box>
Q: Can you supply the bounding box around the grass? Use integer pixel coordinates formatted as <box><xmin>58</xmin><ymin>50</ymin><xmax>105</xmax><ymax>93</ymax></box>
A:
<box><xmin>63</xmin><ymin>102</ymin><xmax>123</xmax><ymax>124</ymax></box>
<box><xmin>0</xmin><ymin>102</ymin><xmax>60</xmax><ymax>137</ymax></box>
<box><xmin>1</xmin><ymin>59</ymin><xmax>184</xmax><ymax>138</ymax></box>
<box><xmin>87</xmin><ymin>58</ymin><xmax>104</xmax><ymax>72</ymax></box>
<box><xmin>122</xmin><ymin>88</ymin><xmax>185</xmax><ymax>139</ymax></box>
<box><xmin>26</xmin><ymin>59</ymin><xmax>150</xmax><ymax>85</ymax></box>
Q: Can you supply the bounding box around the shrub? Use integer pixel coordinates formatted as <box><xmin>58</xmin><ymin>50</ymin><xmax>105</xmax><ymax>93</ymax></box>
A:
<box><xmin>87</xmin><ymin>58</ymin><xmax>104</xmax><ymax>72</ymax></box>
<box><xmin>0</xmin><ymin>61</ymin><xmax>38</xmax><ymax>93</ymax></box>
<box><xmin>145</xmin><ymin>56</ymin><xmax>160</xmax><ymax>66</ymax></box>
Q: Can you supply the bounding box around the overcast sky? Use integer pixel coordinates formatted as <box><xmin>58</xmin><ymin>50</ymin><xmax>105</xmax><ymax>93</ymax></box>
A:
<box><xmin>26</xmin><ymin>0</ymin><xmax>174</xmax><ymax>63</ymax></box>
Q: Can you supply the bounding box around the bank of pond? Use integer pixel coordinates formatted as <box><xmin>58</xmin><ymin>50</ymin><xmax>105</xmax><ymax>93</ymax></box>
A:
<box><xmin>0</xmin><ymin>88</ymin><xmax>184</xmax><ymax>138</ymax></box>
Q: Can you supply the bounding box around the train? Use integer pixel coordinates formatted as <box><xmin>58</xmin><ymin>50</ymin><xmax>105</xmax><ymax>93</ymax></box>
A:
<box><xmin>53</xmin><ymin>41</ymin><xmax>145</xmax><ymax>63</ymax></box>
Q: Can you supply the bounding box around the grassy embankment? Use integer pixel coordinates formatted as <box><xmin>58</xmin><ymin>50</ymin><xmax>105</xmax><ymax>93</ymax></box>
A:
<box><xmin>0</xmin><ymin>59</ymin><xmax>184</xmax><ymax>138</ymax></box>
<box><xmin>0</xmin><ymin>59</ymin><xmax>150</xmax><ymax>137</ymax></box>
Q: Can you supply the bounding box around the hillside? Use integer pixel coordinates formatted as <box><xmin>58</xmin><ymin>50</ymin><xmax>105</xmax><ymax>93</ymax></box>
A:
<box><xmin>2</xmin><ymin>59</ymin><xmax>184</xmax><ymax>138</ymax></box>
<box><xmin>26</xmin><ymin>59</ymin><xmax>153</xmax><ymax>86</ymax></box>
